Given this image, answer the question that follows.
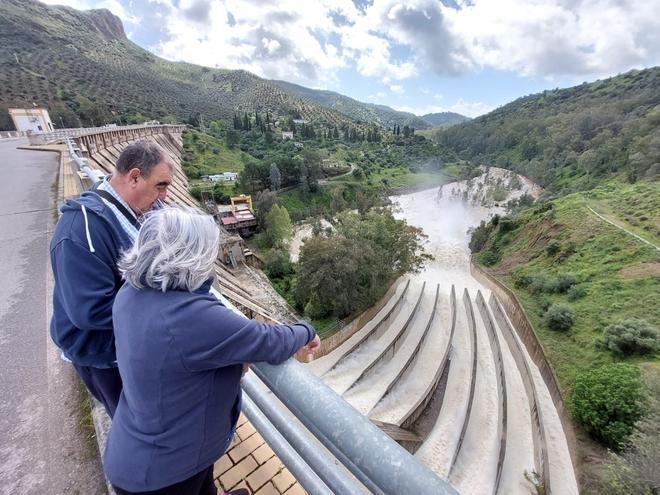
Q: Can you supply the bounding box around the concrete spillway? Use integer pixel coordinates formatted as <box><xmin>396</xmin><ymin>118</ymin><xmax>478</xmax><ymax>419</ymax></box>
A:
<box><xmin>307</xmin><ymin>279</ymin><xmax>578</xmax><ymax>494</ymax></box>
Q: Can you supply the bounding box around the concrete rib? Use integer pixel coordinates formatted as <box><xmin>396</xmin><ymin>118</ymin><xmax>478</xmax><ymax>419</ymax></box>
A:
<box><xmin>490</xmin><ymin>297</ymin><xmax>578</xmax><ymax>494</ymax></box>
<box><xmin>413</xmin><ymin>289</ymin><xmax>473</xmax><ymax>478</ymax></box>
<box><xmin>321</xmin><ymin>282</ymin><xmax>426</xmax><ymax>395</ymax></box>
<box><xmin>307</xmin><ymin>279</ymin><xmax>410</xmax><ymax>377</ymax></box>
<box><xmin>448</xmin><ymin>290</ymin><xmax>499</xmax><ymax>495</ymax></box>
<box><xmin>342</xmin><ymin>285</ymin><xmax>439</xmax><ymax>415</ymax></box>
<box><xmin>489</xmin><ymin>295</ymin><xmax>549</xmax><ymax>494</ymax></box>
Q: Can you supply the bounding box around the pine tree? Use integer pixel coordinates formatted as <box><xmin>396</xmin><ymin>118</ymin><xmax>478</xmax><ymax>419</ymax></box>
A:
<box><xmin>269</xmin><ymin>163</ymin><xmax>281</xmax><ymax>191</ymax></box>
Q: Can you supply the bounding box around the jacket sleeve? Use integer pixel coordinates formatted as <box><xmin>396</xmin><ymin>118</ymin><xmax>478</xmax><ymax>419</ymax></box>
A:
<box><xmin>177</xmin><ymin>299</ymin><xmax>316</xmax><ymax>371</ymax></box>
<box><xmin>51</xmin><ymin>238</ymin><xmax>117</xmax><ymax>331</ymax></box>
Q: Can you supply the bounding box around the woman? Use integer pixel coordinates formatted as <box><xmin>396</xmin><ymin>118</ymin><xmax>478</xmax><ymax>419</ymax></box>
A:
<box><xmin>104</xmin><ymin>207</ymin><xmax>319</xmax><ymax>495</ymax></box>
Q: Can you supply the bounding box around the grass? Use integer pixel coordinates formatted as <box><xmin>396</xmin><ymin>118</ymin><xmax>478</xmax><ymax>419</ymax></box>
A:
<box><xmin>182</xmin><ymin>129</ymin><xmax>248</xmax><ymax>177</ymax></box>
<box><xmin>479</xmin><ymin>181</ymin><xmax>660</xmax><ymax>394</ymax></box>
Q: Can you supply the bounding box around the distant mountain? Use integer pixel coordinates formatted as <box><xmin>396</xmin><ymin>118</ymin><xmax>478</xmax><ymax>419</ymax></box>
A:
<box><xmin>0</xmin><ymin>0</ymin><xmax>367</xmax><ymax>130</ymax></box>
<box><xmin>421</xmin><ymin>112</ymin><xmax>470</xmax><ymax>127</ymax></box>
<box><xmin>436</xmin><ymin>67</ymin><xmax>660</xmax><ymax>190</ymax></box>
<box><xmin>271</xmin><ymin>80</ymin><xmax>433</xmax><ymax>130</ymax></box>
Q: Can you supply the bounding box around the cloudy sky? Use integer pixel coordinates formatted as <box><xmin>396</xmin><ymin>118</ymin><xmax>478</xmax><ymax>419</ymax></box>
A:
<box><xmin>41</xmin><ymin>0</ymin><xmax>660</xmax><ymax>117</ymax></box>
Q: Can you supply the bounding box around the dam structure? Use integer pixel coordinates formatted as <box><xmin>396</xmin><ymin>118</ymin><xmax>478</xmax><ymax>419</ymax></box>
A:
<box><xmin>12</xmin><ymin>124</ymin><xmax>578</xmax><ymax>494</ymax></box>
<box><xmin>308</xmin><ymin>178</ymin><xmax>579</xmax><ymax>494</ymax></box>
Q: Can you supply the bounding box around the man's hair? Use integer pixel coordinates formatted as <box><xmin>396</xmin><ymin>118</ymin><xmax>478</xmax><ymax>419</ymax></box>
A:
<box><xmin>115</xmin><ymin>140</ymin><xmax>171</xmax><ymax>177</ymax></box>
<box><xmin>119</xmin><ymin>207</ymin><xmax>220</xmax><ymax>292</ymax></box>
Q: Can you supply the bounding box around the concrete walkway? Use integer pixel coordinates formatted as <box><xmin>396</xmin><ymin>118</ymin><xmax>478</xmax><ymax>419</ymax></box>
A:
<box><xmin>0</xmin><ymin>138</ymin><xmax>106</xmax><ymax>494</ymax></box>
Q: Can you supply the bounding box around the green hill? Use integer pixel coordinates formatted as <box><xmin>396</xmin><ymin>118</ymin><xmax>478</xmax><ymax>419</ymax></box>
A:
<box><xmin>271</xmin><ymin>80</ymin><xmax>434</xmax><ymax>130</ymax></box>
<box><xmin>436</xmin><ymin>67</ymin><xmax>660</xmax><ymax>191</ymax></box>
<box><xmin>421</xmin><ymin>112</ymin><xmax>470</xmax><ymax>127</ymax></box>
<box><xmin>0</xmin><ymin>0</ymin><xmax>369</xmax><ymax>130</ymax></box>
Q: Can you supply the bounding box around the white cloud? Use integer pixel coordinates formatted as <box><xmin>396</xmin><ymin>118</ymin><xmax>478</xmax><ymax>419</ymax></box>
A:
<box><xmin>389</xmin><ymin>84</ymin><xmax>405</xmax><ymax>94</ymax></box>
<box><xmin>51</xmin><ymin>0</ymin><xmax>660</xmax><ymax>88</ymax></box>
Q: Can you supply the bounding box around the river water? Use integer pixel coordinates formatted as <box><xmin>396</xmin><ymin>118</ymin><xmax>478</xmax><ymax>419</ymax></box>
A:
<box><xmin>390</xmin><ymin>167</ymin><xmax>539</xmax><ymax>292</ymax></box>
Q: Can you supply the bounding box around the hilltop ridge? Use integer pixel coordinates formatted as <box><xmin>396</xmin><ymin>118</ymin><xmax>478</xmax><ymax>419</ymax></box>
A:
<box><xmin>0</xmin><ymin>0</ymin><xmax>468</xmax><ymax>131</ymax></box>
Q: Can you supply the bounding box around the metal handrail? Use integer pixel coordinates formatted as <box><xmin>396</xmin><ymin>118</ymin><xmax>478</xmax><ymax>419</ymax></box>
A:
<box><xmin>252</xmin><ymin>360</ymin><xmax>458</xmax><ymax>495</ymax></box>
<box><xmin>65</xmin><ymin>138</ymin><xmax>103</xmax><ymax>182</ymax></box>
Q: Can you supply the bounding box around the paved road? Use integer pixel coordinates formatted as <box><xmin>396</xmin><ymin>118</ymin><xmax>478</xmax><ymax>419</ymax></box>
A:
<box><xmin>0</xmin><ymin>138</ymin><xmax>106</xmax><ymax>494</ymax></box>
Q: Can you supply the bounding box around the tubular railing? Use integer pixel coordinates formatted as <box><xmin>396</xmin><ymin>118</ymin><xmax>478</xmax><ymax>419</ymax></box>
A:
<box><xmin>65</xmin><ymin>138</ymin><xmax>103</xmax><ymax>183</ymax></box>
<box><xmin>27</xmin><ymin>124</ymin><xmax>186</xmax><ymax>145</ymax></box>
<box><xmin>209</xmin><ymin>288</ymin><xmax>457</xmax><ymax>494</ymax></box>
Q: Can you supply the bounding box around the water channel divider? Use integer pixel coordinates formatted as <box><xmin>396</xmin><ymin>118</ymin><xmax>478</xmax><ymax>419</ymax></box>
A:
<box><xmin>476</xmin><ymin>290</ymin><xmax>508</xmax><ymax>495</ymax></box>
<box><xmin>343</xmin><ymin>281</ymin><xmax>427</xmax><ymax>394</ymax></box>
<box><xmin>448</xmin><ymin>288</ymin><xmax>479</xmax><ymax>476</ymax></box>
<box><xmin>489</xmin><ymin>294</ymin><xmax>551</xmax><ymax>494</ymax></box>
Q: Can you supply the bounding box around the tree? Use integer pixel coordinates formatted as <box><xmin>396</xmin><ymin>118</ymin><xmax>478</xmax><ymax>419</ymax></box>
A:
<box><xmin>225</xmin><ymin>129</ymin><xmax>239</xmax><ymax>148</ymax></box>
<box><xmin>254</xmin><ymin>189</ymin><xmax>277</xmax><ymax>227</ymax></box>
<box><xmin>264</xmin><ymin>205</ymin><xmax>293</xmax><ymax>248</ymax></box>
<box><xmin>295</xmin><ymin>210</ymin><xmax>430</xmax><ymax>319</ymax></box>
<box><xmin>570</xmin><ymin>364</ymin><xmax>647</xmax><ymax>450</ymax></box>
<box><xmin>269</xmin><ymin>163</ymin><xmax>282</xmax><ymax>191</ymax></box>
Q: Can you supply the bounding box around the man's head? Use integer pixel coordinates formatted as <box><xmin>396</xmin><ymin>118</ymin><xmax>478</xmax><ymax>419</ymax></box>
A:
<box><xmin>112</xmin><ymin>141</ymin><xmax>174</xmax><ymax>215</ymax></box>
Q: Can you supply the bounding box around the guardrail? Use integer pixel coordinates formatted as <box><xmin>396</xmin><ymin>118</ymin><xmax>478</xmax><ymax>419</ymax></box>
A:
<box><xmin>27</xmin><ymin>124</ymin><xmax>187</xmax><ymax>145</ymax></box>
<box><xmin>210</xmin><ymin>287</ymin><xmax>457</xmax><ymax>494</ymax></box>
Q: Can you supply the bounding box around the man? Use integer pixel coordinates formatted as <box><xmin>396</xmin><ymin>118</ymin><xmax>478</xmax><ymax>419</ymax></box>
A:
<box><xmin>50</xmin><ymin>140</ymin><xmax>174</xmax><ymax>417</ymax></box>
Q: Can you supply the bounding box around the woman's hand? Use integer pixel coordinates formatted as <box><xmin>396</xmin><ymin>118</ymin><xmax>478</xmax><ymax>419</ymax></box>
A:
<box><xmin>240</xmin><ymin>363</ymin><xmax>251</xmax><ymax>383</ymax></box>
<box><xmin>305</xmin><ymin>335</ymin><xmax>321</xmax><ymax>357</ymax></box>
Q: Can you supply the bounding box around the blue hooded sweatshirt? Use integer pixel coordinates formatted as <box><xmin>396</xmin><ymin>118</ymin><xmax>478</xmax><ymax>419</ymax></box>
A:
<box><xmin>103</xmin><ymin>279</ymin><xmax>315</xmax><ymax>492</ymax></box>
<box><xmin>50</xmin><ymin>190</ymin><xmax>133</xmax><ymax>367</ymax></box>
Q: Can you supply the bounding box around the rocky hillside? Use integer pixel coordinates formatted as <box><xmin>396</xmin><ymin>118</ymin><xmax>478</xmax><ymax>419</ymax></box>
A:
<box><xmin>0</xmin><ymin>0</ymin><xmax>369</xmax><ymax>130</ymax></box>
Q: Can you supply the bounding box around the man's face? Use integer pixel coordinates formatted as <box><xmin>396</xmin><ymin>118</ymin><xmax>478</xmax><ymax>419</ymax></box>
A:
<box><xmin>131</xmin><ymin>161</ymin><xmax>173</xmax><ymax>214</ymax></box>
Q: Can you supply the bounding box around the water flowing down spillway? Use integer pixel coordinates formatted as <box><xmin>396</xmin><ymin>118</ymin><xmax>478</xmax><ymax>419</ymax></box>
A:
<box><xmin>307</xmin><ymin>168</ymin><xmax>578</xmax><ymax>494</ymax></box>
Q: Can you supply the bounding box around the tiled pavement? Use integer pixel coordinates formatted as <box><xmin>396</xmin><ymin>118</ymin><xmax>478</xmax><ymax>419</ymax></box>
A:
<box><xmin>214</xmin><ymin>414</ymin><xmax>306</xmax><ymax>495</ymax></box>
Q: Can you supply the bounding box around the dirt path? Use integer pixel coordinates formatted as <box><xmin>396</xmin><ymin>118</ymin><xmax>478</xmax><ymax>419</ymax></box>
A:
<box><xmin>586</xmin><ymin>205</ymin><xmax>660</xmax><ymax>251</ymax></box>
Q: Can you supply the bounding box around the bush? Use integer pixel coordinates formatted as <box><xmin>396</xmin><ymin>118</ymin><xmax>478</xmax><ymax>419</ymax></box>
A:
<box><xmin>596</xmin><ymin>319</ymin><xmax>660</xmax><ymax>356</ymax></box>
<box><xmin>555</xmin><ymin>273</ymin><xmax>577</xmax><ymax>293</ymax></box>
<box><xmin>567</xmin><ymin>284</ymin><xmax>587</xmax><ymax>301</ymax></box>
<box><xmin>498</xmin><ymin>216</ymin><xmax>517</xmax><ymax>233</ymax></box>
<box><xmin>529</xmin><ymin>272</ymin><xmax>555</xmax><ymax>294</ymax></box>
<box><xmin>479</xmin><ymin>250</ymin><xmax>500</xmax><ymax>266</ymax></box>
<box><xmin>546</xmin><ymin>239</ymin><xmax>561</xmax><ymax>255</ymax></box>
<box><xmin>264</xmin><ymin>248</ymin><xmax>293</xmax><ymax>278</ymax></box>
<box><xmin>545</xmin><ymin>303</ymin><xmax>576</xmax><ymax>331</ymax></box>
<box><xmin>569</xmin><ymin>364</ymin><xmax>647</xmax><ymax>450</ymax></box>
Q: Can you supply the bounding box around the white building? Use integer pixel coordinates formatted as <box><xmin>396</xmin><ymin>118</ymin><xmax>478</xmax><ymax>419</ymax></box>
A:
<box><xmin>9</xmin><ymin>107</ymin><xmax>54</xmax><ymax>133</ymax></box>
<box><xmin>208</xmin><ymin>172</ymin><xmax>239</xmax><ymax>182</ymax></box>
<box><xmin>282</xmin><ymin>131</ymin><xmax>294</xmax><ymax>140</ymax></box>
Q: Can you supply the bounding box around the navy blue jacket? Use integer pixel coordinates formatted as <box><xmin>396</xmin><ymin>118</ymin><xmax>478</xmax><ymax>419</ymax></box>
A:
<box><xmin>50</xmin><ymin>191</ymin><xmax>133</xmax><ymax>367</ymax></box>
<box><xmin>103</xmin><ymin>280</ymin><xmax>315</xmax><ymax>492</ymax></box>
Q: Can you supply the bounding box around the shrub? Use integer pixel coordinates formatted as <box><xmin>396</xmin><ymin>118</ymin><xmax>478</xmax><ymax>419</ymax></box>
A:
<box><xmin>596</xmin><ymin>319</ymin><xmax>660</xmax><ymax>356</ymax></box>
<box><xmin>498</xmin><ymin>216</ymin><xmax>517</xmax><ymax>233</ymax></box>
<box><xmin>555</xmin><ymin>273</ymin><xmax>577</xmax><ymax>293</ymax></box>
<box><xmin>567</xmin><ymin>284</ymin><xmax>587</xmax><ymax>301</ymax></box>
<box><xmin>264</xmin><ymin>248</ymin><xmax>293</xmax><ymax>278</ymax></box>
<box><xmin>545</xmin><ymin>303</ymin><xmax>576</xmax><ymax>331</ymax></box>
<box><xmin>569</xmin><ymin>364</ymin><xmax>646</xmax><ymax>450</ymax></box>
<box><xmin>479</xmin><ymin>250</ymin><xmax>500</xmax><ymax>266</ymax></box>
<box><xmin>469</xmin><ymin>220</ymin><xmax>493</xmax><ymax>253</ymax></box>
<box><xmin>529</xmin><ymin>272</ymin><xmax>555</xmax><ymax>294</ymax></box>
<box><xmin>546</xmin><ymin>239</ymin><xmax>561</xmax><ymax>255</ymax></box>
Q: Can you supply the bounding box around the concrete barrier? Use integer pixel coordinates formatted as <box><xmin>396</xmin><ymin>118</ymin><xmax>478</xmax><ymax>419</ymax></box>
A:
<box><xmin>470</xmin><ymin>260</ymin><xmax>579</xmax><ymax>474</ymax></box>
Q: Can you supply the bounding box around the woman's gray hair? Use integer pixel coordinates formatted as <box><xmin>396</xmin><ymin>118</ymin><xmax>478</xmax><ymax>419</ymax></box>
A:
<box><xmin>119</xmin><ymin>206</ymin><xmax>220</xmax><ymax>292</ymax></box>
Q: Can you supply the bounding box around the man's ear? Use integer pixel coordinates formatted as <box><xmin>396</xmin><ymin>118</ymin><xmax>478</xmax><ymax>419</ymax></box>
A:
<box><xmin>128</xmin><ymin>168</ymin><xmax>141</xmax><ymax>184</ymax></box>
